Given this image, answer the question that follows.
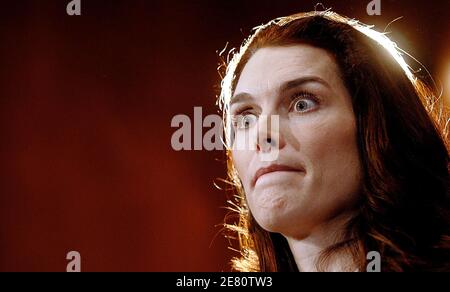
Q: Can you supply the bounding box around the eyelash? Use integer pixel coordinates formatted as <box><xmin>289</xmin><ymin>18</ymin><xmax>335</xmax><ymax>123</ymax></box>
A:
<box><xmin>231</xmin><ymin>91</ymin><xmax>320</xmax><ymax>116</ymax></box>
<box><xmin>231</xmin><ymin>108</ymin><xmax>257</xmax><ymax>129</ymax></box>
<box><xmin>233</xmin><ymin>107</ymin><xmax>255</xmax><ymax>117</ymax></box>
<box><xmin>288</xmin><ymin>91</ymin><xmax>320</xmax><ymax>113</ymax></box>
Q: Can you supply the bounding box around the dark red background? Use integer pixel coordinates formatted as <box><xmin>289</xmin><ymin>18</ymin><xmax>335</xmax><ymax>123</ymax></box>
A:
<box><xmin>0</xmin><ymin>0</ymin><xmax>449</xmax><ymax>271</ymax></box>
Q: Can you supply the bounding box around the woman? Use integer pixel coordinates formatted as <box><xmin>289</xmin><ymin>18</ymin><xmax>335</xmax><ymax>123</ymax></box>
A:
<box><xmin>217</xmin><ymin>11</ymin><xmax>449</xmax><ymax>272</ymax></box>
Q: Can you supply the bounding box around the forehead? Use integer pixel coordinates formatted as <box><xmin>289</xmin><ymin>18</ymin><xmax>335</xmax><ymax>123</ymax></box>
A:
<box><xmin>234</xmin><ymin>44</ymin><xmax>340</xmax><ymax>94</ymax></box>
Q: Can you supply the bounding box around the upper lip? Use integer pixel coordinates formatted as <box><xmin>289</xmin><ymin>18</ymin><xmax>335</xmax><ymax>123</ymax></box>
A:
<box><xmin>252</xmin><ymin>164</ymin><xmax>305</xmax><ymax>186</ymax></box>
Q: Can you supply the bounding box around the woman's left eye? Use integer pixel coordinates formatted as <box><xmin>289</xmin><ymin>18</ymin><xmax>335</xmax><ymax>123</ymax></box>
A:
<box><xmin>290</xmin><ymin>93</ymin><xmax>319</xmax><ymax>113</ymax></box>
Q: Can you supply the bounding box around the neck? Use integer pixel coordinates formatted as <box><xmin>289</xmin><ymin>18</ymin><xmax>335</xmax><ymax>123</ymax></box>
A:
<box><xmin>284</xmin><ymin>211</ymin><xmax>357</xmax><ymax>272</ymax></box>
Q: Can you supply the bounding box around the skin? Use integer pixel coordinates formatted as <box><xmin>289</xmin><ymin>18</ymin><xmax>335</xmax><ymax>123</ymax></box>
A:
<box><xmin>230</xmin><ymin>44</ymin><xmax>363</xmax><ymax>271</ymax></box>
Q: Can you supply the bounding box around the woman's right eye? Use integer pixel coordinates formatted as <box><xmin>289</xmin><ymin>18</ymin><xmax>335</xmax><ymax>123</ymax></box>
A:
<box><xmin>233</xmin><ymin>112</ymin><xmax>258</xmax><ymax>130</ymax></box>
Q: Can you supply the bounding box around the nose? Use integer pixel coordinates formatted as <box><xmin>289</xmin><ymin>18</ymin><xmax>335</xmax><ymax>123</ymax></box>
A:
<box><xmin>256</xmin><ymin>115</ymin><xmax>286</xmax><ymax>153</ymax></box>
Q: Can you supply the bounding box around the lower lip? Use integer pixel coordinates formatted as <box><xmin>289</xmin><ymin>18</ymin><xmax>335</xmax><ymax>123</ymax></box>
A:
<box><xmin>254</xmin><ymin>170</ymin><xmax>304</xmax><ymax>186</ymax></box>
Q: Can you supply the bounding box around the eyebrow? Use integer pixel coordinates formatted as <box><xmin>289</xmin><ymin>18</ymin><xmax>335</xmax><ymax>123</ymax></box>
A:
<box><xmin>230</xmin><ymin>76</ymin><xmax>330</xmax><ymax>107</ymax></box>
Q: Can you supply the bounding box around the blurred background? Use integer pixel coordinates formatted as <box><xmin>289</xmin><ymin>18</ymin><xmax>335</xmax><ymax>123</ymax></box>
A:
<box><xmin>0</xmin><ymin>0</ymin><xmax>449</xmax><ymax>271</ymax></box>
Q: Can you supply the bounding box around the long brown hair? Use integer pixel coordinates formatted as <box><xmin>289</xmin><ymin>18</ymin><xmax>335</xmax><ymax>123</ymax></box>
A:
<box><xmin>217</xmin><ymin>11</ymin><xmax>450</xmax><ymax>272</ymax></box>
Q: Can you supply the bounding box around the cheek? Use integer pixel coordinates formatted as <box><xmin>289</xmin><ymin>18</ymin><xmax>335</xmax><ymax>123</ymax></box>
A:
<box><xmin>296</xmin><ymin>114</ymin><xmax>361</xmax><ymax>194</ymax></box>
<box><xmin>307</xmin><ymin>116</ymin><xmax>357</xmax><ymax>157</ymax></box>
<box><xmin>231</xmin><ymin>149</ymin><xmax>252</xmax><ymax>186</ymax></box>
<box><xmin>230</xmin><ymin>128</ymin><xmax>258</xmax><ymax>188</ymax></box>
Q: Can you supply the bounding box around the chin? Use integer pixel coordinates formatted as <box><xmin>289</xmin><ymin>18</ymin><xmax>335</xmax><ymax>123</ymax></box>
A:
<box><xmin>252</xmin><ymin>205</ymin><xmax>320</xmax><ymax>237</ymax></box>
<box><xmin>248</xmin><ymin>188</ymin><xmax>316</xmax><ymax>233</ymax></box>
<box><xmin>252</xmin><ymin>207</ymin><xmax>297</xmax><ymax>233</ymax></box>
<box><xmin>254</xmin><ymin>215</ymin><xmax>287</xmax><ymax>233</ymax></box>
<box><xmin>249</xmin><ymin>186</ymin><xmax>294</xmax><ymax>209</ymax></box>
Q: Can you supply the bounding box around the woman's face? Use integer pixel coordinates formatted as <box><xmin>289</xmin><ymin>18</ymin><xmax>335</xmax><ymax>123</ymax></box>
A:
<box><xmin>230</xmin><ymin>44</ymin><xmax>362</xmax><ymax>238</ymax></box>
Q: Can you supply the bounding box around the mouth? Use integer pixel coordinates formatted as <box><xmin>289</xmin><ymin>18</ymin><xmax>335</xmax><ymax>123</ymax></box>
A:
<box><xmin>252</xmin><ymin>164</ymin><xmax>305</xmax><ymax>187</ymax></box>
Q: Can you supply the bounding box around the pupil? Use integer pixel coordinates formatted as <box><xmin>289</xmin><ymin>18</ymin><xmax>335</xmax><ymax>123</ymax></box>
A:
<box><xmin>244</xmin><ymin>117</ymin><xmax>251</xmax><ymax>127</ymax></box>
<box><xmin>297</xmin><ymin>101</ymin><xmax>306</xmax><ymax>110</ymax></box>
